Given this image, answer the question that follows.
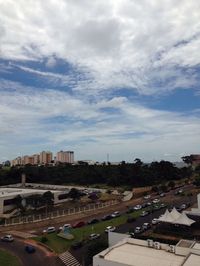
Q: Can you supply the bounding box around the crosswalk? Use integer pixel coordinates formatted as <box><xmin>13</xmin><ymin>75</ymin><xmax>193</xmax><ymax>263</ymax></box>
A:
<box><xmin>59</xmin><ymin>251</ymin><xmax>81</xmax><ymax>266</ymax></box>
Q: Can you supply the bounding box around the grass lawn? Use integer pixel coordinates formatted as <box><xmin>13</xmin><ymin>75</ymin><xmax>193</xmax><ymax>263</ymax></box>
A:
<box><xmin>0</xmin><ymin>249</ymin><xmax>21</xmax><ymax>266</ymax></box>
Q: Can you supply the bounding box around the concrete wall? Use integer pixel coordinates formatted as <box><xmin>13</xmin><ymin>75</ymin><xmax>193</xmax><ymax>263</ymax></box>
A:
<box><xmin>93</xmin><ymin>255</ymin><xmax>125</xmax><ymax>266</ymax></box>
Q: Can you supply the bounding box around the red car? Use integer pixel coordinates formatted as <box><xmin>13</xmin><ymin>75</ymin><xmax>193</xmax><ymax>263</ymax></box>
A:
<box><xmin>72</xmin><ymin>221</ymin><xmax>85</xmax><ymax>228</ymax></box>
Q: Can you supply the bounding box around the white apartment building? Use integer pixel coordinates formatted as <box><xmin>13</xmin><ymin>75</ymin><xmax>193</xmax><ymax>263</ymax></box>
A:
<box><xmin>93</xmin><ymin>232</ymin><xmax>200</xmax><ymax>266</ymax></box>
<box><xmin>56</xmin><ymin>151</ymin><xmax>74</xmax><ymax>164</ymax></box>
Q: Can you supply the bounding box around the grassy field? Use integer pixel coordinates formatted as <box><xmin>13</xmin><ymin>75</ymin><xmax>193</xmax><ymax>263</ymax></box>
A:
<box><xmin>33</xmin><ymin>207</ymin><xmax>153</xmax><ymax>253</ymax></box>
<box><xmin>0</xmin><ymin>249</ymin><xmax>21</xmax><ymax>266</ymax></box>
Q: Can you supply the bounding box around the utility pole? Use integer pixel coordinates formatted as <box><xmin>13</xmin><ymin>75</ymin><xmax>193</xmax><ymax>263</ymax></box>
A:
<box><xmin>107</xmin><ymin>153</ymin><xmax>109</xmax><ymax>164</ymax></box>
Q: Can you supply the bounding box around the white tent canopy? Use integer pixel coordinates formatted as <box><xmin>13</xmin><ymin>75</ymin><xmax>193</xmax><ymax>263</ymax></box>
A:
<box><xmin>170</xmin><ymin>207</ymin><xmax>181</xmax><ymax>220</ymax></box>
<box><xmin>157</xmin><ymin>208</ymin><xmax>195</xmax><ymax>226</ymax></box>
<box><xmin>173</xmin><ymin>212</ymin><xmax>195</xmax><ymax>226</ymax></box>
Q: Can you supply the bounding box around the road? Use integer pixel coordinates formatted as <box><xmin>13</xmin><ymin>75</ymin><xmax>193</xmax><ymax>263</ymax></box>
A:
<box><xmin>0</xmin><ymin>236</ymin><xmax>63</xmax><ymax>266</ymax></box>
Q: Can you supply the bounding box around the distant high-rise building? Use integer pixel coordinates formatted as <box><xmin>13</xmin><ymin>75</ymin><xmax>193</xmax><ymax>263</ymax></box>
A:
<box><xmin>56</xmin><ymin>151</ymin><xmax>74</xmax><ymax>164</ymax></box>
<box><xmin>40</xmin><ymin>151</ymin><xmax>53</xmax><ymax>164</ymax></box>
<box><xmin>33</xmin><ymin>154</ymin><xmax>40</xmax><ymax>165</ymax></box>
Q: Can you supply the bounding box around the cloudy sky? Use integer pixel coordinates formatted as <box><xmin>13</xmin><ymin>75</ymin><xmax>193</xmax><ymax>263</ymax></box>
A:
<box><xmin>0</xmin><ymin>0</ymin><xmax>200</xmax><ymax>163</ymax></box>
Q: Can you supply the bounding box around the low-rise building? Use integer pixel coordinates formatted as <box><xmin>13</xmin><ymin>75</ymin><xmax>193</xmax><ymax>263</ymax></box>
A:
<box><xmin>93</xmin><ymin>232</ymin><xmax>200</xmax><ymax>266</ymax></box>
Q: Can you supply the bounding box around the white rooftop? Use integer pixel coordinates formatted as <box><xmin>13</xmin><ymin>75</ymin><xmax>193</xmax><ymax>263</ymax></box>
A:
<box><xmin>104</xmin><ymin>243</ymin><xmax>185</xmax><ymax>266</ymax></box>
<box><xmin>0</xmin><ymin>187</ymin><xmax>61</xmax><ymax>198</ymax></box>
<box><xmin>183</xmin><ymin>254</ymin><xmax>200</xmax><ymax>266</ymax></box>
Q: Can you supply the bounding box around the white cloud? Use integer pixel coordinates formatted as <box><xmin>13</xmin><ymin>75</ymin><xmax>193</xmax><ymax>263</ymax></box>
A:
<box><xmin>0</xmin><ymin>0</ymin><xmax>200</xmax><ymax>94</ymax></box>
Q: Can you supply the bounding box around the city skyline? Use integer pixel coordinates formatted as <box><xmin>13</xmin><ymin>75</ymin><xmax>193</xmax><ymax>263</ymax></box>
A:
<box><xmin>0</xmin><ymin>1</ymin><xmax>200</xmax><ymax>162</ymax></box>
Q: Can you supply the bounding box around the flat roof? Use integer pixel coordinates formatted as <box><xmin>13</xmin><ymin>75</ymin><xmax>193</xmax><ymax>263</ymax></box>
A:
<box><xmin>193</xmin><ymin>243</ymin><xmax>200</xmax><ymax>250</ymax></box>
<box><xmin>183</xmin><ymin>254</ymin><xmax>200</xmax><ymax>266</ymax></box>
<box><xmin>177</xmin><ymin>239</ymin><xmax>195</xmax><ymax>248</ymax></box>
<box><xmin>0</xmin><ymin>187</ymin><xmax>61</xmax><ymax>198</ymax></box>
<box><xmin>104</xmin><ymin>243</ymin><xmax>185</xmax><ymax>266</ymax></box>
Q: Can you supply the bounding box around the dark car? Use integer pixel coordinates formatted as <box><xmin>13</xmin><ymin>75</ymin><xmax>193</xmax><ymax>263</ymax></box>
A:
<box><xmin>126</xmin><ymin>207</ymin><xmax>134</xmax><ymax>213</ymax></box>
<box><xmin>127</xmin><ymin>216</ymin><xmax>136</xmax><ymax>223</ymax></box>
<box><xmin>72</xmin><ymin>221</ymin><xmax>85</xmax><ymax>228</ymax></box>
<box><xmin>87</xmin><ymin>218</ymin><xmax>99</xmax><ymax>225</ymax></box>
<box><xmin>25</xmin><ymin>245</ymin><xmax>36</xmax><ymax>253</ymax></box>
<box><xmin>101</xmin><ymin>214</ymin><xmax>112</xmax><ymax>221</ymax></box>
<box><xmin>71</xmin><ymin>241</ymin><xmax>83</xmax><ymax>250</ymax></box>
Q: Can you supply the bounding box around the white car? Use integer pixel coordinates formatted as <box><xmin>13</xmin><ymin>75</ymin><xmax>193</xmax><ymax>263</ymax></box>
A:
<box><xmin>111</xmin><ymin>211</ymin><xmax>120</xmax><ymax>218</ymax></box>
<box><xmin>134</xmin><ymin>205</ymin><xmax>142</xmax><ymax>210</ymax></box>
<box><xmin>152</xmin><ymin>218</ymin><xmax>159</xmax><ymax>225</ymax></box>
<box><xmin>1</xmin><ymin>234</ymin><xmax>14</xmax><ymax>242</ymax></box>
<box><xmin>134</xmin><ymin>227</ymin><xmax>142</xmax><ymax>234</ymax></box>
<box><xmin>105</xmin><ymin>226</ymin><xmax>116</xmax><ymax>233</ymax></box>
<box><xmin>152</xmin><ymin>198</ymin><xmax>160</xmax><ymax>204</ymax></box>
<box><xmin>43</xmin><ymin>226</ymin><xmax>56</xmax><ymax>234</ymax></box>
<box><xmin>89</xmin><ymin>233</ymin><xmax>100</xmax><ymax>240</ymax></box>
<box><xmin>144</xmin><ymin>195</ymin><xmax>151</xmax><ymax>200</ymax></box>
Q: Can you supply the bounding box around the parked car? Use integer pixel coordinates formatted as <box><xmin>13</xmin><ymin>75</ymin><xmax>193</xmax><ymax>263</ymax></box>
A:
<box><xmin>59</xmin><ymin>224</ymin><xmax>72</xmax><ymax>231</ymax></box>
<box><xmin>71</xmin><ymin>241</ymin><xmax>83</xmax><ymax>250</ymax></box>
<box><xmin>105</xmin><ymin>226</ymin><xmax>116</xmax><ymax>233</ymax></box>
<box><xmin>134</xmin><ymin>227</ymin><xmax>142</xmax><ymax>234</ymax></box>
<box><xmin>152</xmin><ymin>218</ymin><xmax>159</xmax><ymax>225</ymax></box>
<box><xmin>127</xmin><ymin>216</ymin><xmax>136</xmax><ymax>223</ymax></box>
<box><xmin>87</xmin><ymin>218</ymin><xmax>99</xmax><ymax>225</ymax></box>
<box><xmin>89</xmin><ymin>233</ymin><xmax>100</xmax><ymax>240</ymax></box>
<box><xmin>147</xmin><ymin>202</ymin><xmax>152</xmax><ymax>206</ymax></box>
<box><xmin>142</xmin><ymin>223</ymin><xmax>151</xmax><ymax>230</ymax></box>
<box><xmin>140</xmin><ymin>211</ymin><xmax>149</xmax><ymax>217</ymax></box>
<box><xmin>111</xmin><ymin>211</ymin><xmax>120</xmax><ymax>218</ymax></box>
<box><xmin>144</xmin><ymin>195</ymin><xmax>151</xmax><ymax>200</ymax></box>
<box><xmin>159</xmin><ymin>193</ymin><xmax>165</xmax><ymax>197</ymax></box>
<box><xmin>126</xmin><ymin>207</ymin><xmax>135</xmax><ymax>213</ymax></box>
<box><xmin>152</xmin><ymin>198</ymin><xmax>160</xmax><ymax>204</ymax></box>
<box><xmin>129</xmin><ymin>232</ymin><xmax>135</xmax><ymax>238</ymax></box>
<box><xmin>72</xmin><ymin>221</ymin><xmax>85</xmax><ymax>228</ymax></box>
<box><xmin>1</xmin><ymin>235</ymin><xmax>14</xmax><ymax>242</ymax></box>
<box><xmin>102</xmin><ymin>214</ymin><xmax>113</xmax><ymax>221</ymax></box>
<box><xmin>25</xmin><ymin>245</ymin><xmax>36</xmax><ymax>253</ymax></box>
<box><xmin>134</xmin><ymin>205</ymin><xmax>142</xmax><ymax>210</ymax></box>
<box><xmin>180</xmin><ymin>203</ymin><xmax>187</xmax><ymax>210</ymax></box>
<box><xmin>160</xmin><ymin>203</ymin><xmax>166</xmax><ymax>208</ymax></box>
<box><xmin>43</xmin><ymin>226</ymin><xmax>56</xmax><ymax>234</ymax></box>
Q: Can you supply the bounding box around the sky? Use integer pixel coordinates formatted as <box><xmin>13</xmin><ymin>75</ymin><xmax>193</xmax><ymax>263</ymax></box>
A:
<box><xmin>0</xmin><ymin>0</ymin><xmax>200</xmax><ymax>163</ymax></box>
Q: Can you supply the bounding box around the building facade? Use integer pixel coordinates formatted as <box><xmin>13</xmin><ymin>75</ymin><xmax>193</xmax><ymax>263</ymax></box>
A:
<box><xmin>56</xmin><ymin>151</ymin><xmax>74</xmax><ymax>164</ymax></box>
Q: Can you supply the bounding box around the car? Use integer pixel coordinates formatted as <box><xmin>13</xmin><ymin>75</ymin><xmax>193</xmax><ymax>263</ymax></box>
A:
<box><xmin>180</xmin><ymin>203</ymin><xmax>187</xmax><ymax>210</ymax></box>
<box><xmin>102</xmin><ymin>214</ymin><xmax>113</xmax><ymax>221</ymax></box>
<box><xmin>25</xmin><ymin>245</ymin><xmax>36</xmax><ymax>253</ymax></box>
<box><xmin>146</xmin><ymin>202</ymin><xmax>152</xmax><ymax>206</ymax></box>
<box><xmin>105</xmin><ymin>226</ymin><xmax>116</xmax><ymax>233</ymax></box>
<box><xmin>129</xmin><ymin>232</ymin><xmax>135</xmax><ymax>238</ymax></box>
<box><xmin>126</xmin><ymin>207</ymin><xmax>135</xmax><ymax>213</ymax></box>
<box><xmin>59</xmin><ymin>223</ymin><xmax>72</xmax><ymax>231</ymax></box>
<box><xmin>111</xmin><ymin>211</ymin><xmax>120</xmax><ymax>218</ymax></box>
<box><xmin>134</xmin><ymin>227</ymin><xmax>142</xmax><ymax>234</ymax></box>
<box><xmin>134</xmin><ymin>205</ymin><xmax>142</xmax><ymax>210</ymax></box>
<box><xmin>160</xmin><ymin>203</ymin><xmax>166</xmax><ymax>208</ymax></box>
<box><xmin>144</xmin><ymin>195</ymin><xmax>151</xmax><ymax>200</ymax></box>
<box><xmin>142</xmin><ymin>223</ymin><xmax>151</xmax><ymax>230</ymax></box>
<box><xmin>159</xmin><ymin>193</ymin><xmax>165</xmax><ymax>197</ymax></box>
<box><xmin>141</xmin><ymin>203</ymin><xmax>148</xmax><ymax>208</ymax></box>
<box><xmin>140</xmin><ymin>211</ymin><xmax>149</xmax><ymax>217</ymax></box>
<box><xmin>43</xmin><ymin>226</ymin><xmax>56</xmax><ymax>234</ymax></box>
<box><xmin>87</xmin><ymin>218</ymin><xmax>99</xmax><ymax>225</ymax></box>
<box><xmin>89</xmin><ymin>233</ymin><xmax>100</xmax><ymax>240</ymax></box>
<box><xmin>1</xmin><ymin>235</ymin><xmax>14</xmax><ymax>242</ymax></box>
<box><xmin>71</xmin><ymin>241</ymin><xmax>83</xmax><ymax>250</ymax></box>
<box><xmin>153</xmin><ymin>205</ymin><xmax>161</xmax><ymax>210</ymax></box>
<box><xmin>127</xmin><ymin>216</ymin><xmax>136</xmax><ymax>223</ymax></box>
<box><xmin>152</xmin><ymin>198</ymin><xmax>160</xmax><ymax>204</ymax></box>
<box><xmin>152</xmin><ymin>218</ymin><xmax>159</xmax><ymax>225</ymax></box>
<box><xmin>72</xmin><ymin>221</ymin><xmax>85</xmax><ymax>228</ymax></box>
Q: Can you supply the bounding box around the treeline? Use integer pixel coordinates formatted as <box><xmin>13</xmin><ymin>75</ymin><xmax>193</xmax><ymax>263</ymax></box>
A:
<box><xmin>0</xmin><ymin>159</ymin><xmax>192</xmax><ymax>188</ymax></box>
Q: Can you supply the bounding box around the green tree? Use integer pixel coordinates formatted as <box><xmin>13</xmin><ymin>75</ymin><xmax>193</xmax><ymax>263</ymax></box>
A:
<box><xmin>67</xmin><ymin>188</ymin><xmax>81</xmax><ymax>201</ymax></box>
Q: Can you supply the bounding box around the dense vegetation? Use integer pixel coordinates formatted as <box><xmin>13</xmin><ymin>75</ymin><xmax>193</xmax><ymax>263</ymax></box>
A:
<box><xmin>0</xmin><ymin>159</ymin><xmax>192</xmax><ymax>188</ymax></box>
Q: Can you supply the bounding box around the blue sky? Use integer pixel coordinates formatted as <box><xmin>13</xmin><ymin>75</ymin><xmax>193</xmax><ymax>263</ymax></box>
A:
<box><xmin>0</xmin><ymin>0</ymin><xmax>200</xmax><ymax>163</ymax></box>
